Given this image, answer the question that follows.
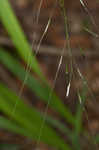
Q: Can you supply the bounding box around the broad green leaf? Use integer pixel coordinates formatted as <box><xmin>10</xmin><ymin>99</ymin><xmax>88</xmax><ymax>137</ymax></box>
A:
<box><xmin>0</xmin><ymin>0</ymin><xmax>75</xmax><ymax>124</ymax></box>
<box><xmin>0</xmin><ymin>82</ymin><xmax>71</xmax><ymax>150</ymax></box>
<box><xmin>0</xmin><ymin>48</ymin><xmax>75</xmax><ymax>125</ymax></box>
<box><xmin>45</xmin><ymin>114</ymin><xmax>73</xmax><ymax>140</ymax></box>
<box><xmin>0</xmin><ymin>0</ymin><xmax>44</xmax><ymax>80</ymax></box>
<box><xmin>0</xmin><ymin>116</ymin><xmax>33</xmax><ymax>138</ymax></box>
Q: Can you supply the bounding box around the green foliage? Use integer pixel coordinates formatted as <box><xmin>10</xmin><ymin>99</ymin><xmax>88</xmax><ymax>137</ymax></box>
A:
<box><xmin>0</xmin><ymin>0</ymin><xmax>74</xmax><ymax>149</ymax></box>
<box><xmin>0</xmin><ymin>144</ymin><xmax>19</xmax><ymax>150</ymax></box>
<box><xmin>0</xmin><ymin>0</ymin><xmax>98</xmax><ymax>150</ymax></box>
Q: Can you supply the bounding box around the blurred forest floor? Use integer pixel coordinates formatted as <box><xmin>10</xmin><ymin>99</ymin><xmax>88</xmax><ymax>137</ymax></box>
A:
<box><xmin>0</xmin><ymin>0</ymin><xmax>99</xmax><ymax>150</ymax></box>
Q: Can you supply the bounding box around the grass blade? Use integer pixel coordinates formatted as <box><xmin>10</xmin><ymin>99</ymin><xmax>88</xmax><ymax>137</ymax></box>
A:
<box><xmin>0</xmin><ymin>82</ymin><xmax>71</xmax><ymax>150</ymax></box>
<box><xmin>0</xmin><ymin>0</ymin><xmax>44</xmax><ymax>80</ymax></box>
<box><xmin>0</xmin><ymin>48</ymin><xmax>75</xmax><ymax>125</ymax></box>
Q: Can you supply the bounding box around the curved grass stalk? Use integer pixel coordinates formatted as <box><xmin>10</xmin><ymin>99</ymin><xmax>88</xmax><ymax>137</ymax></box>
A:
<box><xmin>80</xmin><ymin>0</ymin><xmax>98</xmax><ymax>31</ymax></box>
<box><xmin>33</xmin><ymin>0</ymin><xmax>75</xmax><ymax>148</ymax></box>
<box><xmin>58</xmin><ymin>0</ymin><xmax>73</xmax><ymax>98</ymax></box>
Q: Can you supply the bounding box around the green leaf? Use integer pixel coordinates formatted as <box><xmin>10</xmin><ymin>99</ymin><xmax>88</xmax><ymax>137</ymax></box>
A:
<box><xmin>45</xmin><ymin>114</ymin><xmax>73</xmax><ymax>140</ymax></box>
<box><xmin>94</xmin><ymin>135</ymin><xmax>99</xmax><ymax>143</ymax></box>
<box><xmin>0</xmin><ymin>0</ymin><xmax>75</xmax><ymax>124</ymax></box>
<box><xmin>0</xmin><ymin>48</ymin><xmax>75</xmax><ymax>125</ymax></box>
<box><xmin>0</xmin><ymin>116</ymin><xmax>32</xmax><ymax>138</ymax></box>
<box><xmin>0</xmin><ymin>0</ymin><xmax>44</xmax><ymax>80</ymax></box>
<box><xmin>0</xmin><ymin>82</ymin><xmax>71</xmax><ymax>150</ymax></box>
<box><xmin>72</xmin><ymin>86</ymin><xmax>87</xmax><ymax>150</ymax></box>
<box><xmin>0</xmin><ymin>143</ymin><xmax>19</xmax><ymax>150</ymax></box>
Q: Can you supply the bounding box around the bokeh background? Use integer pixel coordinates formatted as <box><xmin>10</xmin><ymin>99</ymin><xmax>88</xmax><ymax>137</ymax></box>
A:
<box><xmin>0</xmin><ymin>0</ymin><xmax>99</xmax><ymax>150</ymax></box>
